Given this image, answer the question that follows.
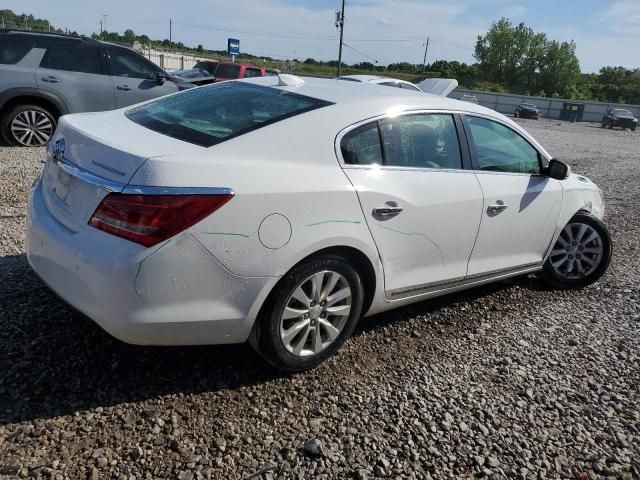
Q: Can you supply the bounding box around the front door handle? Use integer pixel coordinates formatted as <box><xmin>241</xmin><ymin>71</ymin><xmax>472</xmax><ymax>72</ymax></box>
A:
<box><xmin>117</xmin><ymin>85</ymin><xmax>132</xmax><ymax>91</ymax></box>
<box><xmin>373</xmin><ymin>206</ymin><xmax>403</xmax><ymax>217</ymax></box>
<box><xmin>41</xmin><ymin>76</ymin><xmax>60</xmax><ymax>83</ymax></box>
<box><xmin>487</xmin><ymin>202</ymin><xmax>508</xmax><ymax>214</ymax></box>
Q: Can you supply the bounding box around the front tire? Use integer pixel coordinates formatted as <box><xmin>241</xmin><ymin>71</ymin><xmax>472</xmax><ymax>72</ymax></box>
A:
<box><xmin>1</xmin><ymin>104</ymin><xmax>56</xmax><ymax>147</ymax></box>
<box><xmin>541</xmin><ymin>213</ymin><xmax>612</xmax><ymax>289</ymax></box>
<box><xmin>252</xmin><ymin>254</ymin><xmax>364</xmax><ymax>372</ymax></box>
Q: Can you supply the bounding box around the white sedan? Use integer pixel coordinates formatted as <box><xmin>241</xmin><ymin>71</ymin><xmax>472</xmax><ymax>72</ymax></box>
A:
<box><xmin>27</xmin><ymin>75</ymin><xmax>612</xmax><ymax>371</ymax></box>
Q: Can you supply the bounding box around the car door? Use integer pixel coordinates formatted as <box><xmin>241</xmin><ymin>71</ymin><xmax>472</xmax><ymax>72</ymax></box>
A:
<box><xmin>340</xmin><ymin>112</ymin><xmax>484</xmax><ymax>298</ymax></box>
<box><xmin>107</xmin><ymin>46</ymin><xmax>179</xmax><ymax>108</ymax></box>
<box><xmin>35</xmin><ymin>43</ymin><xmax>115</xmax><ymax>113</ymax></box>
<box><xmin>463</xmin><ymin>114</ymin><xmax>563</xmax><ymax>276</ymax></box>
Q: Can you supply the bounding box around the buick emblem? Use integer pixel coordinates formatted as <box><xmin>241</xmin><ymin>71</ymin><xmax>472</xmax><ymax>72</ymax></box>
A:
<box><xmin>52</xmin><ymin>138</ymin><xmax>65</xmax><ymax>160</ymax></box>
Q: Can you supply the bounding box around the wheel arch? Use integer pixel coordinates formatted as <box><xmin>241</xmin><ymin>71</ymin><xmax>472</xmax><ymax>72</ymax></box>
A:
<box><xmin>247</xmin><ymin>244</ymin><xmax>380</xmax><ymax>347</ymax></box>
<box><xmin>0</xmin><ymin>89</ymin><xmax>68</xmax><ymax>120</ymax></box>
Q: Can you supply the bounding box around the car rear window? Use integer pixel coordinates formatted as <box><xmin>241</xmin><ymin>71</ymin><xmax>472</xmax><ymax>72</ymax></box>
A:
<box><xmin>126</xmin><ymin>82</ymin><xmax>333</xmax><ymax>147</ymax></box>
<box><xmin>215</xmin><ymin>63</ymin><xmax>240</xmax><ymax>78</ymax></box>
<box><xmin>0</xmin><ymin>35</ymin><xmax>33</xmax><ymax>64</ymax></box>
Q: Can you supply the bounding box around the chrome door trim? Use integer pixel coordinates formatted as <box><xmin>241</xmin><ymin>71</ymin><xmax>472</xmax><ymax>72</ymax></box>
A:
<box><xmin>387</xmin><ymin>262</ymin><xmax>542</xmax><ymax>301</ymax></box>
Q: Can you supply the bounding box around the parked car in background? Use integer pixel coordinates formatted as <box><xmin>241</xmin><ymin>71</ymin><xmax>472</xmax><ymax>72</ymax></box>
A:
<box><xmin>460</xmin><ymin>94</ymin><xmax>479</xmax><ymax>104</ymax></box>
<box><xmin>601</xmin><ymin>108</ymin><xmax>637</xmax><ymax>131</ymax></box>
<box><xmin>213</xmin><ymin>62</ymin><xmax>266</xmax><ymax>82</ymax></box>
<box><xmin>172</xmin><ymin>67</ymin><xmax>217</xmax><ymax>86</ymax></box>
<box><xmin>339</xmin><ymin>75</ymin><xmax>423</xmax><ymax>92</ymax></box>
<box><xmin>27</xmin><ymin>75</ymin><xmax>611</xmax><ymax>371</ymax></box>
<box><xmin>192</xmin><ymin>60</ymin><xmax>218</xmax><ymax>76</ymax></box>
<box><xmin>514</xmin><ymin>103</ymin><xmax>540</xmax><ymax>119</ymax></box>
<box><xmin>0</xmin><ymin>29</ymin><xmax>191</xmax><ymax>146</ymax></box>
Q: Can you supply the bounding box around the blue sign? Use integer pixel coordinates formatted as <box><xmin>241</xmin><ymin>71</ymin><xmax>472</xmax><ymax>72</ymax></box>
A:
<box><xmin>228</xmin><ymin>38</ymin><xmax>240</xmax><ymax>56</ymax></box>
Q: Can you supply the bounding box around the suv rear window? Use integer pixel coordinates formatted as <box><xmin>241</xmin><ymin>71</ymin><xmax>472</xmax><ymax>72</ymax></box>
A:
<box><xmin>126</xmin><ymin>82</ymin><xmax>333</xmax><ymax>147</ymax></box>
<box><xmin>0</xmin><ymin>35</ymin><xmax>33</xmax><ymax>64</ymax></box>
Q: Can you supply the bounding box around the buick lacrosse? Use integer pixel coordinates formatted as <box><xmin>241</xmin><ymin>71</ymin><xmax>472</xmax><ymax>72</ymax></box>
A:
<box><xmin>27</xmin><ymin>75</ymin><xmax>611</xmax><ymax>371</ymax></box>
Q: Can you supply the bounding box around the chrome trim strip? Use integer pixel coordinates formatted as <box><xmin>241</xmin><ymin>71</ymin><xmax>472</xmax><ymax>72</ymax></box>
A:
<box><xmin>53</xmin><ymin>157</ymin><xmax>234</xmax><ymax>197</ymax></box>
<box><xmin>388</xmin><ymin>263</ymin><xmax>542</xmax><ymax>301</ymax></box>
<box><xmin>122</xmin><ymin>185</ymin><xmax>235</xmax><ymax>196</ymax></box>
<box><xmin>54</xmin><ymin>157</ymin><xmax>125</xmax><ymax>192</ymax></box>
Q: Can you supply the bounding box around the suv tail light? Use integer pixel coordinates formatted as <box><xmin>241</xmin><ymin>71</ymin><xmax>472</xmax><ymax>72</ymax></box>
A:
<box><xmin>89</xmin><ymin>193</ymin><xmax>233</xmax><ymax>247</ymax></box>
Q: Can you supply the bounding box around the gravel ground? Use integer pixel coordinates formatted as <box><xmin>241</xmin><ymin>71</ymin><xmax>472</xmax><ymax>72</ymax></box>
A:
<box><xmin>1</xmin><ymin>119</ymin><xmax>639</xmax><ymax>480</ymax></box>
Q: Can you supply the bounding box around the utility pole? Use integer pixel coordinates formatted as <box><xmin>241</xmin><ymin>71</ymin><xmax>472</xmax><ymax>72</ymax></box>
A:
<box><xmin>101</xmin><ymin>14</ymin><xmax>107</xmax><ymax>38</ymax></box>
<box><xmin>335</xmin><ymin>0</ymin><xmax>345</xmax><ymax>77</ymax></box>
<box><xmin>1</xmin><ymin>16</ymin><xmax>5</xmax><ymax>29</ymax></box>
<box><xmin>169</xmin><ymin>18</ymin><xmax>172</xmax><ymax>45</ymax></box>
<box><xmin>23</xmin><ymin>14</ymin><xmax>27</xmax><ymax>30</ymax></box>
<box><xmin>422</xmin><ymin>37</ymin><xmax>430</xmax><ymax>74</ymax></box>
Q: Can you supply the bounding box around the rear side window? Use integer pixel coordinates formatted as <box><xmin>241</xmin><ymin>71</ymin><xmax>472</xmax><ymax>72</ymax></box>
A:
<box><xmin>40</xmin><ymin>44</ymin><xmax>103</xmax><ymax>74</ymax></box>
<box><xmin>244</xmin><ymin>68</ymin><xmax>263</xmax><ymax>78</ymax></box>
<box><xmin>126</xmin><ymin>82</ymin><xmax>333</xmax><ymax>147</ymax></box>
<box><xmin>0</xmin><ymin>35</ymin><xmax>33</xmax><ymax>64</ymax></box>
<box><xmin>341</xmin><ymin>123</ymin><xmax>383</xmax><ymax>165</ymax></box>
<box><xmin>380</xmin><ymin>114</ymin><xmax>462</xmax><ymax>169</ymax></box>
<box><xmin>215</xmin><ymin>64</ymin><xmax>240</xmax><ymax>78</ymax></box>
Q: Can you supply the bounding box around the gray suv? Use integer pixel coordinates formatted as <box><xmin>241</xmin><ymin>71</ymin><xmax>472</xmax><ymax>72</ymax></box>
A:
<box><xmin>0</xmin><ymin>30</ymin><xmax>189</xmax><ymax>146</ymax></box>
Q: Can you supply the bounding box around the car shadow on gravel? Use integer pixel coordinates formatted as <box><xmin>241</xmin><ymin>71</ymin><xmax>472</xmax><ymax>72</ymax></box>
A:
<box><xmin>1</xmin><ymin>252</ymin><xmax>538</xmax><ymax>425</ymax></box>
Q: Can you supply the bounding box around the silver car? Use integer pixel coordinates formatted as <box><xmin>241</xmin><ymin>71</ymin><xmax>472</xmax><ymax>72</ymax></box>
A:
<box><xmin>0</xmin><ymin>30</ymin><xmax>189</xmax><ymax>146</ymax></box>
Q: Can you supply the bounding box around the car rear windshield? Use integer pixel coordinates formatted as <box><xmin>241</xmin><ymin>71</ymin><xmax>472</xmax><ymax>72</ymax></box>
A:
<box><xmin>613</xmin><ymin>109</ymin><xmax>633</xmax><ymax>116</ymax></box>
<box><xmin>126</xmin><ymin>82</ymin><xmax>333</xmax><ymax>147</ymax></box>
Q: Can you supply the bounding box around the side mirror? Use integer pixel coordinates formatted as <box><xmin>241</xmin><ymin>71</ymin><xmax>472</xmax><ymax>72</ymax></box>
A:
<box><xmin>547</xmin><ymin>159</ymin><xmax>570</xmax><ymax>180</ymax></box>
<box><xmin>155</xmin><ymin>72</ymin><xmax>168</xmax><ymax>85</ymax></box>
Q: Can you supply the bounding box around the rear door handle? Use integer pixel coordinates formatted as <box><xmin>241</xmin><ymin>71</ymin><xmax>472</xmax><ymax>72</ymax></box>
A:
<box><xmin>373</xmin><ymin>206</ymin><xmax>403</xmax><ymax>217</ymax></box>
<box><xmin>41</xmin><ymin>76</ymin><xmax>60</xmax><ymax>83</ymax></box>
<box><xmin>117</xmin><ymin>85</ymin><xmax>131</xmax><ymax>91</ymax></box>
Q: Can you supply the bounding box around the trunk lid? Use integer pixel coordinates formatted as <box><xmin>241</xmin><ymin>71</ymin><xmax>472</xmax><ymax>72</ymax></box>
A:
<box><xmin>41</xmin><ymin>110</ymin><xmax>204</xmax><ymax>231</ymax></box>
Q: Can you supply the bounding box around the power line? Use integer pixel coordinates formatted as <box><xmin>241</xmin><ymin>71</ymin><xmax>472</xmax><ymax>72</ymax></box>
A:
<box><xmin>342</xmin><ymin>42</ymin><xmax>378</xmax><ymax>64</ymax></box>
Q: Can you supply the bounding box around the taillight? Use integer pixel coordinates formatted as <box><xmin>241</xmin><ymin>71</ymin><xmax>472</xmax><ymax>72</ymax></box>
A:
<box><xmin>89</xmin><ymin>193</ymin><xmax>233</xmax><ymax>247</ymax></box>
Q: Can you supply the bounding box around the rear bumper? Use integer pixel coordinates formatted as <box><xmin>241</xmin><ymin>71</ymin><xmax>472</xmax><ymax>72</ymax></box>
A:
<box><xmin>26</xmin><ymin>179</ymin><xmax>274</xmax><ymax>346</ymax></box>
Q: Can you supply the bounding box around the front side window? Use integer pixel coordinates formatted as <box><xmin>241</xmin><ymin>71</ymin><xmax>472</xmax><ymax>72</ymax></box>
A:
<box><xmin>380</xmin><ymin>114</ymin><xmax>462</xmax><ymax>169</ymax></box>
<box><xmin>0</xmin><ymin>35</ymin><xmax>33</xmax><ymax>65</ymax></box>
<box><xmin>126</xmin><ymin>82</ymin><xmax>332</xmax><ymax>147</ymax></box>
<box><xmin>109</xmin><ymin>48</ymin><xmax>159</xmax><ymax>79</ymax></box>
<box><xmin>40</xmin><ymin>44</ymin><xmax>103</xmax><ymax>74</ymax></box>
<box><xmin>466</xmin><ymin>116</ymin><xmax>541</xmax><ymax>174</ymax></box>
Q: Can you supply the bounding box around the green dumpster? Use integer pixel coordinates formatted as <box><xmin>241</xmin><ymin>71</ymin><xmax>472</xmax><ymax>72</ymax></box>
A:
<box><xmin>560</xmin><ymin>103</ymin><xmax>585</xmax><ymax>122</ymax></box>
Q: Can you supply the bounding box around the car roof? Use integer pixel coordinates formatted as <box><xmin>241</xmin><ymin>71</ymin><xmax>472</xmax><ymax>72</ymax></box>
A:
<box><xmin>242</xmin><ymin>76</ymin><xmax>500</xmax><ymax>115</ymax></box>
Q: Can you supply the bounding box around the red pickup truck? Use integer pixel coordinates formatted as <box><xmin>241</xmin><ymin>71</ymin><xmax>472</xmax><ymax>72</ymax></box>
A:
<box><xmin>214</xmin><ymin>62</ymin><xmax>266</xmax><ymax>82</ymax></box>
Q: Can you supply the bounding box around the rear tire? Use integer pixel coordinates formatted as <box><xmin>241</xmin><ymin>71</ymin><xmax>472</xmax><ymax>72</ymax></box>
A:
<box><xmin>252</xmin><ymin>254</ymin><xmax>364</xmax><ymax>372</ymax></box>
<box><xmin>540</xmin><ymin>213</ymin><xmax>612</xmax><ymax>289</ymax></box>
<box><xmin>1</xmin><ymin>104</ymin><xmax>56</xmax><ymax>147</ymax></box>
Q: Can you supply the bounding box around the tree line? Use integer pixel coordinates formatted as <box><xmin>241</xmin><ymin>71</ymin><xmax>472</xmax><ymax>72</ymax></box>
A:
<box><xmin>2</xmin><ymin>10</ymin><xmax>638</xmax><ymax>104</ymax></box>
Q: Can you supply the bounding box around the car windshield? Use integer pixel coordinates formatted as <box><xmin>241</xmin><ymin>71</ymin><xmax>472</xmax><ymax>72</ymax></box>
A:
<box><xmin>126</xmin><ymin>82</ymin><xmax>332</xmax><ymax>147</ymax></box>
<box><xmin>174</xmin><ymin>68</ymin><xmax>211</xmax><ymax>79</ymax></box>
<box><xmin>613</xmin><ymin>109</ymin><xmax>633</xmax><ymax>116</ymax></box>
<box><xmin>521</xmin><ymin>104</ymin><xmax>537</xmax><ymax>108</ymax></box>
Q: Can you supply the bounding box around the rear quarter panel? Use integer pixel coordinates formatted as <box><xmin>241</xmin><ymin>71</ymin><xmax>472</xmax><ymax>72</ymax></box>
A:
<box><xmin>127</xmin><ymin>106</ymin><xmax>383</xmax><ymax>279</ymax></box>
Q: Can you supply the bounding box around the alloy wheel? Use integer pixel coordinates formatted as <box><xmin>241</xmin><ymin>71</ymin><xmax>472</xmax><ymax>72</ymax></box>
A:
<box><xmin>279</xmin><ymin>270</ymin><xmax>352</xmax><ymax>357</ymax></box>
<box><xmin>549</xmin><ymin>222</ymin><xmax>604</xmax><ymax>280</ymax></box>
<box><xmin>10</xmin><ymin>110</ymin><xmax>53</xmax><ymax>146</ymax></box>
